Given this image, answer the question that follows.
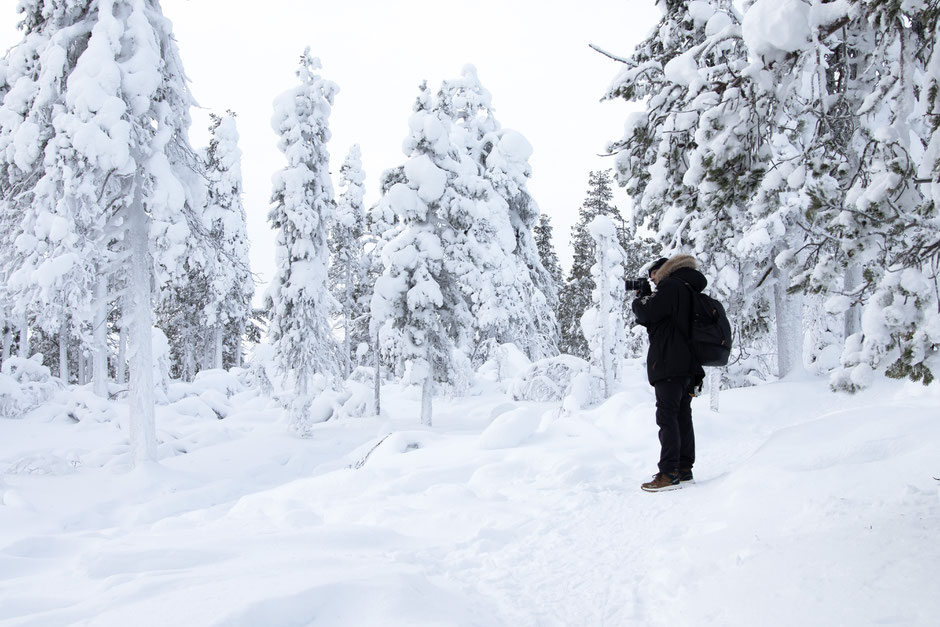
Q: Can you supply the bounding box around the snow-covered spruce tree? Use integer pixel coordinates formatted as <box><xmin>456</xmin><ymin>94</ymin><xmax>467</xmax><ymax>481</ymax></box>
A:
<box><xmin>823</xmin><ymin>0</ymin><xmax>940</xmax><ymax>389</ymax></box>
<box><xmin>736</xmin><ymin>0</ymin><xmax>939</xmax><ymax>387</ymax></box>
<box><xmin>582</xmin><ymin>215</ymin><xmax>629</xmax><ymax>398</ymax></box>
<box><xmin>435</xmin><ymin>66</ymin><xmax>559</xmax><ymax>361</ymax></box>
<box><xmin>1</xmin><ymin>1</ymin><xmax>206</xmax><ymax>462</ymax></box>
<box><xmin>558</xmin><ymin>170</ymin><xmax>629</xmax><ymax>359</ymax></box>
<box><xmin>202</xmin><ymin>112</ymin><xmax>253</xmax><ymax>370</ymax></box>
<box><xmin>482</xmin><ymin>129</ymin><xmax>560</xmax><ymax>360</ymax></box>
<box><xmin>599</xmin><ymin>1</ymin><xmax>785</xmax><ymax>380</ymax></box>
<box><xmin>0</xmin><ymin>0</ymin><xmax>107</xmax><ymax>390</ymax></box>
<box><xmin>362</xmin><ymin>166</ymin><xmax>406</xmax><ymax>413</ymax></box>
<box><xmin>371</xmin><ymin>81</ymin><xmax>473</xmax><ymax>425</ymax></box>
<box><xmin>268</xmin><ymin>50</ymin><xmax>340</xmax><ymax>432</ymax></box>
<box><xmin>329</xmin><ymin>143</ymin><xmax>369</xmax><ymax>378</ymax></box>
<box><xmin>534</xmin><ymin>213</ymin><xmax>564</xmax><ymax>289</ymax></box>
<box><xmin>156</xmin><ymin>235</ymin><xmax>211</xmax><ymax>381</ymax></box>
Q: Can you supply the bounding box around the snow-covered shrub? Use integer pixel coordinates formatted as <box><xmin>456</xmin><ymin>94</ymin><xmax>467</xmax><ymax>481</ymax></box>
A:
<box><xmin>153</xmin><ymin>329</ymin><xmax>171</xmax><ymax>404</ymax></box>
<box><xmin>509</xmin><ymin>355</ymin><xmax>603</xmax><ymax>403</ymax></box>
<box><xmin>561</xmin><ymin>371</ymin><xmax>607</xmax><ymax>414</ymax></box>
<box><xmin>0</xmin><ymin>373</ymin><xmax>27</xmax><ymax>419</ymax></box>
<box><xmin>339</xmin><ymin>379</ymin><xmax>375</xmax><ymax>418</ymax></box>
<box><xmin>347</xmin><ymin>365</ymin><xmax>376</xmax><ymax>385</ymax></box>
<box><xmin>477</xmin><ymin>343</ymin><xmax>532</xmax><ymax>384</ymax></box>
<box><xmin>0</xmin><ymin>356</ymin><xmax>61</xmax><ymax>419</ymax></box>
<box><xmin>246</xmin><ymin>343</ymin><xmax>278</xmax><ymax>397</ymax></box>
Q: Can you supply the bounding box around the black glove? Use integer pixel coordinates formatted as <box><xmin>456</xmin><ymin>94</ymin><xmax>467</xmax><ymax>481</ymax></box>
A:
<box><xmin>636</xmin><ymin>281</ymin><xmax>652</xmax><ymax>297</ymax></box>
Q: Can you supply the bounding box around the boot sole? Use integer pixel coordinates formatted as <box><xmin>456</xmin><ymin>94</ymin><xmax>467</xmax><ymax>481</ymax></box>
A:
<box><xmin>641</xmin><ymin>483</ymin><xmax>682</xmax><ymax>492</ymax></box>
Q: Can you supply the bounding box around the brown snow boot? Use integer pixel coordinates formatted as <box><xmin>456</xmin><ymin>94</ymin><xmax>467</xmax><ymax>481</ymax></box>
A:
<box><xmin>641</xmin><ymin>472</ymin><xmax>681</xmax><ymax>492</ymax></box>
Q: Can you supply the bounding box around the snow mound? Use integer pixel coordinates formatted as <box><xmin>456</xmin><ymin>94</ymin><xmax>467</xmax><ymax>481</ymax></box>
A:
<box><xmin>479</xmin><ymin>407</ymin><xmax>540</xmax><ymax>449</ymax></box>
<box><xmin>192</xmin><ymin>369</ymin><xmax>243</xmax><ymax>397</ymax></box>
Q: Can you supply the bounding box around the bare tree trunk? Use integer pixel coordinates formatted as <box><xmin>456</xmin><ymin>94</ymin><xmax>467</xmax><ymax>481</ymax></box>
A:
<box><xmin>373</xmin><ymin>332</ymin><xmax>381</xmax><ymax>416</ymax></box>
<box><xmin>843</xmin><ymin>264</ymin><xmax>862</xmax><ymax>340</ymax></box>
<box><xmin>341</xmin><ymin>261</ymin><xmax>353</xmax><ymax>378</ymax></box>
<box><xmin>93</xmin><ymin>277</ymin><xmax>109</xmax><ymax>397</ymax></box>
<box><xmin>182</xmin><ymin>327</ymin><xmax>195</xmax><ymax>382</ymax></box>
<box><xmin>2</xmin><ymin>325</ymin><xmax>11</xmax><ymax>364</ymax></box>
<box><xmin>235</xmin><ymin>320</ymin><xmax>245</xmax><ymax>368</ymax></box>
<box><xmin>59</xmin><ymin>316</ymin><xmax>69</xmax><ymax>382</ymax></box>
<box><xmin>78</xmin><ymin>348</ymin><xmax>87</xmax><ymax>385</ymax></box>
<box><xmin>708</xmin><ymin>368</ymin><xmax>720</xmax><ymax>413</ymax></box>
<box><xmin>18</xmin><ymin>316</ymin><xmax>28</xmax><ymax>358</ymax></box>
<box><xmin>116</xmin><ymin>324</ymin><xmax>127</xmax><ymax>385</ymax></box>
<box><xmin>213</xmin><ymin>326</ymin><xmax>223</xmax><ymax>370</ymax></box>
<box><xmin>127</xmin><ymin>198</ymin><xmax>157</xmax><ymax>465</ymax></box>
<box><xmin>420</xmin><ymin>346</ymin><xmax>433</xmax><ymax>427</ymax></box>
<box><xmin>773</xmin><ymin>262</ymin><xmax>804</xmax><ymax>378</ymax></box>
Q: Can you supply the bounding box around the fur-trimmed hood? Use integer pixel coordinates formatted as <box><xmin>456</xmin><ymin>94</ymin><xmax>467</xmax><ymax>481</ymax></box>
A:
<box><xmin>652</xmin><ymin>254</ymin><xmax>697</xmax><ymax>283</ymax></box>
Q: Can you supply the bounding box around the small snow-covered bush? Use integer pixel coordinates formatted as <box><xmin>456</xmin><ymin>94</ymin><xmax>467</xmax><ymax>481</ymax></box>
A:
<box><xmin>477</xmin><ymin>343</ymin><xmax>532</xmax><ymax>383</ymax></box>
<box><xmin>0</xmin><ymin>372</ymin><xmax>26</xmax><ymax>419</ymax></box>
<box><xmin>341</xmin><ymin>378</ymin><xmax>376</xmax><ymax>418</ymax></box>
<box><xmin>561</xmin><ymin>371</ymin><xmax>607</xmax><ymax>414</ymax></box>
<box><xmin>246</xmin><ymin>343</ymin><xmax>278</xmax><ymax>396</ymax></box>
<box><xmin>347</xmin><ymin>365</ymin><xmax>376</xmax><ymax>385</ymax></box>
<box><xmin>509</xmin><ymin>355</ymin><xmax>603</xmax><ymax>403</ymax></box>
<box><xmin>153</xmin><ymin>328</ymin><xmax>171</xmax><ymax>403</ymax></box>
<box><xmin>0</xmin><ymin>356</ymin><xmax>61</xmax><ymax>419</ymax></box>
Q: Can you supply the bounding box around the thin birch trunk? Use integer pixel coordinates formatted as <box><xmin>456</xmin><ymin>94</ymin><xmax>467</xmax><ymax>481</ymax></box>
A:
<box><xmin>843</xmin><ymin>264</ymin><xmax>862</xmax><ymax>340</ymax></box>
<box><xmin>127</xmin><ymin>196</ymin><xmax>157</xmax><ymax>464</ymax></box>
<box><xmin>373</xmin><ymin>332</ymin><xmax>381</xmax><ymax>416</ymax></box>
<box><xmin>182</xmin><ymin>328</ymin><xmax>195</xmax><ymax>382</ymax></box>
<box><xmin>708</xmin><ymin>368</ymin><xmax>720</xmax><ymax>413</ymax></box>
<box><xmin>2</xmin><ymin>325</ymin><xmax>11</xmax><ymax>364</ymax></box>
<box><xmin>78</xmin><ymin>349</ymin><xmax>87</xmax><ymax>385</ymax></box>
<box><xmin>420</xmin><ymin>345</ymin><xmax>433</xmax><ymax>427</ymax></box>
<box><xmin>93</xmin><ymin>277</ymin><xmax>109</xmax><ymax>397</ymax></box>
<box><xmin>772</xmin><ymin>261</ymin><xmax>804</xmax><ymax>378</ymax></box>
<box><xmin>59</xmin><ymin>316</ymin><xmax>69</xmax><ymax>382</ymax></box>
<box><xmin>18</xmin><ymin>317</ymin><xmax>28</xmax><ymax>358</ymax></box>
<box><xmin>116</xmin><ymin>324</ymin><xmax>127</xmax><ymax>385</ymax></box>
<box><xmin>235</xmin><ymin>320</ymin><xmax>245</xmax><ymax>368</ymax></box>
<box><xmin>343</xmin><ymin>262</ymin><xmax>352</xmax><ymax>379</ymax></box>
<box><xmin>213</xmin><ymin>325</ymin><xmax>223</xmax><ymax>370</ymax></box>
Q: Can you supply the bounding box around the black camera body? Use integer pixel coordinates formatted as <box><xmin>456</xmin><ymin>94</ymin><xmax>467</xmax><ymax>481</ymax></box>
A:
<box><xmin>624</xmin><ymin>278</ymin><xmax>649</xmax><ymax>291</ymax></box>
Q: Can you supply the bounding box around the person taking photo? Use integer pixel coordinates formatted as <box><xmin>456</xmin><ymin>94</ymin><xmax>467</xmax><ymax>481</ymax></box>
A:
<box><xmin>632</xmin><ymin>254</ymin><xmax>707</xmax><ymax>492</ymax></box>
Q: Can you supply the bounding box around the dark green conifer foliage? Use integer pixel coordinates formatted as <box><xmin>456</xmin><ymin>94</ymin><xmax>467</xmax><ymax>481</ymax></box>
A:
<box><xmin>558</xmin><ymin>170</ymin><xmax>630</xmax><ymax>358</ymax></box>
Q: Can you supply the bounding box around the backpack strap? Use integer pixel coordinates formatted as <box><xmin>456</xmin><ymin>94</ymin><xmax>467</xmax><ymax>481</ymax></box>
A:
<box><xmin>676</xmin><ymin>280</ymin><xmax>702</xmax><ymax>366</ymax></box>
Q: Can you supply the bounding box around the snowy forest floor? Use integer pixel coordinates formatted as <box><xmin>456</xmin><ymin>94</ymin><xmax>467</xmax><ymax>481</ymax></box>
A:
<box><xmin>1</xmin><ymin>361</ymin><xmax>938</xmax><ymax>626</ymax></box>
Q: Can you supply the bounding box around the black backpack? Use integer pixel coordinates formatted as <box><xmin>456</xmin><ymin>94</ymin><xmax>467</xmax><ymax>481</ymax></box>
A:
<box><xmin>679</xmin><ymin>281</ymin><xmax>733</xmax><ymax>367</ymax></box>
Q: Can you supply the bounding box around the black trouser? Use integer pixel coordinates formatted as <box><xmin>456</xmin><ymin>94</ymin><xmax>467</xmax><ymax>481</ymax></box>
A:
<box><xmin>654</xmin><ymin>377</ymin><xmax>695</xmax><ymax>475</ymax></box>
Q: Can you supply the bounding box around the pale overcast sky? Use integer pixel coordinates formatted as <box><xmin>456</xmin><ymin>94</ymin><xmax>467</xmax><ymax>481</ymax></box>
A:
<box><xmin>0</xmin><ymin>1</ymin><xmax>659</xmax><ymax>296</ymax></box>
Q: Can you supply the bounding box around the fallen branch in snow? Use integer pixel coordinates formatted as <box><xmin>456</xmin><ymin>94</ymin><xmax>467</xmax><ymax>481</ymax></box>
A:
<box><xmin>350</xmin><ymin>434</ymin><xmax>391</xmax><ymax>470</ymax></box>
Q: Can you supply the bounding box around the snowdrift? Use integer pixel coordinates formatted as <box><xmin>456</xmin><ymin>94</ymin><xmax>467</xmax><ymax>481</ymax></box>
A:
<box><xmin>1</xmin><ymin>362</ymin><xmax>938</xmax><ymax>626</ymax></box>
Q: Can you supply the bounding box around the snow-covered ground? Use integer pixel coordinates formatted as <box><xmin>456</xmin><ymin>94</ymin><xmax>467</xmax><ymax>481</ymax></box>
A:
<box><xmin>1</xmin><ymin>362</ymin><xmax>938</xmax><ymax>626</ymax></box>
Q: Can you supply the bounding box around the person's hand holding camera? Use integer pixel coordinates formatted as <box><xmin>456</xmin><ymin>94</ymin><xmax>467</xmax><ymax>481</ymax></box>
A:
<box><xmin>625</xmin><ymin>277</ymin><xmax>652</xmax><ymax>297</ymax></box>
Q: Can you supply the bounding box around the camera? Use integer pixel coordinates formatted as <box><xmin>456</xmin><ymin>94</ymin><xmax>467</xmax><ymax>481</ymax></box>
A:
<box><xmin>626</xmin><ymin>277</ymin><xmax>652</xmax><ymax>297</ymax></box>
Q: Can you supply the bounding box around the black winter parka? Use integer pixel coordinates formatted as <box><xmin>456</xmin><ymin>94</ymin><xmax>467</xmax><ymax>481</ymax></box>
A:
<box><xmin>632</xmin><ymin>263</ymin><xmax>707</xmax><ymax>386</ymax></box>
